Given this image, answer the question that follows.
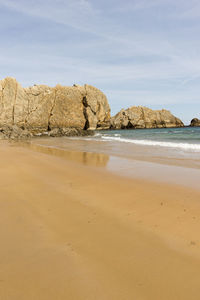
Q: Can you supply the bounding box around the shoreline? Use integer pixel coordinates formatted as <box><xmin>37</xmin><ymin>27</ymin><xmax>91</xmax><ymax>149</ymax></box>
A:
<box><xmin>1</xmin><ymin>141</ymin><xmax>200</xmax><ymax>299</ymax></box>
<box><xmin>24</xmin><ymin>136</ymin><xmax>200</xmax><ymax>190</ymax></box>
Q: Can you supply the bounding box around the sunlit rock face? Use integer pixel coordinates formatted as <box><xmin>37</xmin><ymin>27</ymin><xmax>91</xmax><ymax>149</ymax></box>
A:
<box><xmin>0</xmin><ymin>77</ymin><xmax>111</xmax><ymax>133</ymax></box>
<box><xmin>110</xmin><ymin>106</ymin><xmax>184</xmax><ymax>129</ymax></box>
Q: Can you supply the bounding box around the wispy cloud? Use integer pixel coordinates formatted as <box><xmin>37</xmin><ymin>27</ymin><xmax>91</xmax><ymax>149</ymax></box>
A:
<box><xmin>0</xmin><ymin>0</ymin><xmax>101</xmax><ymax>34</ymax></box>
<box><xmin>114</xmin><ymin>0</ymin><xmax>167</xmax><ymax>12</ymax></box>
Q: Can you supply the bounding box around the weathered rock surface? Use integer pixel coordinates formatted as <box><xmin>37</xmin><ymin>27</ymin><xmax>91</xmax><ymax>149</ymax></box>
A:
<box><xmin>190</xmin><ymin>118</ymin><xmax>200</xmax><ymax>127</ymax></box>
<box><xmin>0</xmin><ymin>125</ymin><xmax>32</xmax><ymax>140</ymax></box>
<box><xmin>0</xmin><ymin>77</ymin><xmax>111</xmax><ymax>134</ymax></box>
<box><xmin>46</xmin><ymin>127</ymin><xmax>94</xmax><ymax>137</ymax></box>
<box><xmin>110</xmin><ymin>106</ymin><xmax>184</xmax><ymax>129</ymax></box>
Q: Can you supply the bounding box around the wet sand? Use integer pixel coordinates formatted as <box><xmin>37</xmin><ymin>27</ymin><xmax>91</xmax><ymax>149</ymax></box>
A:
<box><xmin>1</xmin><ymin>141</ymin><xmax>200</xmax><ymax>299</ymax></box>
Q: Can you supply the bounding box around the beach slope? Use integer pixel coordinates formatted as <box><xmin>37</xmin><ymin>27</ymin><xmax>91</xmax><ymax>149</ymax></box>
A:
<box><xmin>0</xmin><ymin>143</ymin><xmax>200</xmax><ymax>299</ymax></box>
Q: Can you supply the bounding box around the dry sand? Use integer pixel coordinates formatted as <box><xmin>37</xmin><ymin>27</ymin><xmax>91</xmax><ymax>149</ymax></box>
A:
<box><xmin>0</xmin><ymin>141</ymin><xmax>200</xmax><ymax>299</ymax></box>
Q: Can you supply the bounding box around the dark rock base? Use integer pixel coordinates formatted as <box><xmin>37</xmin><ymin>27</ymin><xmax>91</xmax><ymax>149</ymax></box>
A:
<box><xmin>0</xmin><ymin>126</ymin><xmax>94</xmax><ymax>140</ymax></box>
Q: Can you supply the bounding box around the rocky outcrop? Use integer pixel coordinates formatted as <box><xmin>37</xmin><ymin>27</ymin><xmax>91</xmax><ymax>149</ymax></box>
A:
<box><xmin>110</xmin><ymin>106</ymin><xmax>184</xmax><ymax>129</ymax></box>
<box><xmin>0</xmin><ymin>125</ymin><xmax>94</xmax><ymax>140</ymax></box>
<box><xmin>0</xmin><ymin>77</ymin><xmax>110</xmax><ymax>134</ymax></box>
<box><xmin>190</xmin><ymin>118</ymin><xmax>200</xmax><ymax>127</ymax></box>
<box><xmin>0</xmin><ymin>125</ymin><xmax>32</xmax><ymax>140</ymax></box>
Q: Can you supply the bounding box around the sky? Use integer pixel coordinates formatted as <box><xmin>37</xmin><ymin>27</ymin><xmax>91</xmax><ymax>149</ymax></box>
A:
<box><xmin>0</xmin><ymin>0</ymin><xmax>200</xmax><ymax>124</ymax></box>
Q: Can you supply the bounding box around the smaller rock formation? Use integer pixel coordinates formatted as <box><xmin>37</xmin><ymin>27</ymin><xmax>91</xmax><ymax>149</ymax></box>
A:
<box><xmin>190</xmin><ymin>118</ymin><xmax>200</xmax><ymax>127</ymax></box>
<box><xmin>110</xmin><ymin>106</ymin><xmax>184</xmax><ymax>129</ymax></box>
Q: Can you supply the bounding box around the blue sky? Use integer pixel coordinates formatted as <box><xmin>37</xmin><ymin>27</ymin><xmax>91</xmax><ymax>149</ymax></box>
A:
<box><xmin>0</xmin><ymin>0</ymin><xmax>200</xmax><ymax>124</ymax></box>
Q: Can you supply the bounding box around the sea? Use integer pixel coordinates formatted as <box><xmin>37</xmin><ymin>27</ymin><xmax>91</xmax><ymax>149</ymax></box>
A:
<box><xmin>95</xmin><ymin>126</ymin><xmax>200</xmax><ymax>151</ymax></box>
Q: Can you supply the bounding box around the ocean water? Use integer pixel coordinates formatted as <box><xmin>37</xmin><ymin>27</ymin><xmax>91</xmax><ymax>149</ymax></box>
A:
<box><xmin>30</xmin><ymin>126</ymin><xmax>200</xmax><ymax>188</ymax></box>
<box><xmin>31</xmin><ymin>126</ymin><xmax>200</xmax><ymax>174</ymax></box>
<box><xmin>95</xmin><ymin>127</ymin><xmax>200</xmax><ymax>152</ymax></box>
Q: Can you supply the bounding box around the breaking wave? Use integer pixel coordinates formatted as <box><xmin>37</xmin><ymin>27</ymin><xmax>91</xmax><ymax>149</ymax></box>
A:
<box><xmin>100</xmin><ymin>136</ymin><xmax>200</xmax><ymax>151</ymax></box>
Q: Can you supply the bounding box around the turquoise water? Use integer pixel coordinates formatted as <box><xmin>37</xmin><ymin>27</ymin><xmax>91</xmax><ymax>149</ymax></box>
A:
<box><xmin>94</xmin><ymin>127</ymin><xmax>200</xmax><ymax>151</ymax></box>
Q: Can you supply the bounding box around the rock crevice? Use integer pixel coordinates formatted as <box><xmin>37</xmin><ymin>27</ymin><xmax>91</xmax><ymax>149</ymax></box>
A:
<box><xmin>48</xmin><ymin>90</ymin><xmax>57</xmax><ymax>131</ymax></box>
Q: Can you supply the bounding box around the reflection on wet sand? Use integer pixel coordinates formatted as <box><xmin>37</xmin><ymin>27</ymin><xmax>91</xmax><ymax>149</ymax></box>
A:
<box><xmin>17</xmin><ymin>141</ymin><xmax>110</xmax><ymax>167</ymax></box>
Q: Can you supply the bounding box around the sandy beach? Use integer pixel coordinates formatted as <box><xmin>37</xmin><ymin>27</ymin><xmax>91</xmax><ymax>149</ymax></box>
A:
<box><xmin>1</xmin><ymin>140</ymin><xmax>200</xmax><ymax>300</ymax></box>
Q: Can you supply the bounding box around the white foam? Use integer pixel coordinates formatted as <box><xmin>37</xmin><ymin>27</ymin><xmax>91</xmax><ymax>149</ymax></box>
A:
<box><xmin>94</xmin><ymin>133</ymin><xmax>102</xmax><ymax>137</ymax></box>
<box><xmin>101</xmin><ymin>136</ymin><xmax>200</xmax><ymax>152</ymax></box>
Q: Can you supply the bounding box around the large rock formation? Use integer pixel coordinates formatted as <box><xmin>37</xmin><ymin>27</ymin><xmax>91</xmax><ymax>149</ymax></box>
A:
<box><xmin>190</xmin><ymin>118</ymin><xmax>200</xmax><ymax>127</ymax></box>
<box><xmin>0</xmin><ymin>77</ymin><xmax>111</xmax><ymax>133</ymax></box>
<box><xmin>110</xmin><ymin>106</ymin><xmax>184</xmax><ymax>129</ymax></box>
